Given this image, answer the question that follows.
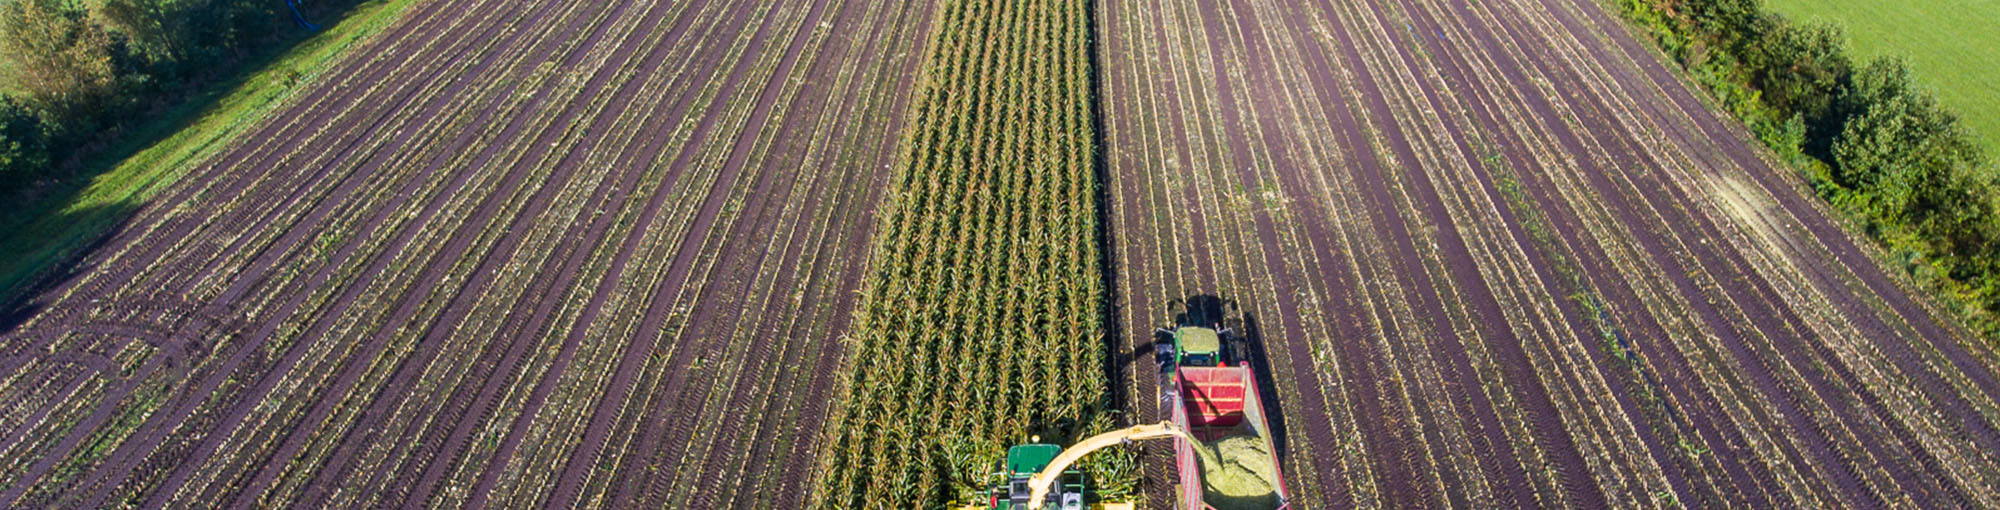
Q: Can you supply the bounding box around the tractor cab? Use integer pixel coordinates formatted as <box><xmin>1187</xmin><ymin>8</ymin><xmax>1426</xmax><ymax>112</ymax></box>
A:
<box><xmin>1154</xmin><ymin>297</ymin><xmax>1241</xmax><ymax>374</ymax></box>
<box><xmin>1157</xmin><ymin>325</ymin><xmax>1233</xmax><ymax>376</ymax></box>
<box><xmin>969</xmin><ymin>441</ymin><xmax>1085</xmax><ymax>510</ymax></box>
<box><xmin>1173</xmin><ymin>326</ymin><xmax>1224</xmax><ymax>367</ymax></box>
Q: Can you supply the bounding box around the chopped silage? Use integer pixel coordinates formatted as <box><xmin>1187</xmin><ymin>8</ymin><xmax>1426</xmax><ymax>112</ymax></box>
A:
<box><xmin>1192</xmin><ymin>433</ymin><xmax>1280</xmax><ymax>509</ymax></box>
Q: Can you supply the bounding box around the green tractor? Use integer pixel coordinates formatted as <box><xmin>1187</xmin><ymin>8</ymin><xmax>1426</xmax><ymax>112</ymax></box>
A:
<box><xmin>1153</xmin><ymin>296</ymin><xmax>1244</xmax><ymax>373</ymax></box>
<box><xmin>957</xmin><ymin>424</ymin><xmax>1189</xmax><ymax>510</ymax></box>
<box><xmin>1167</xmin><ymin>325</ymin><xmax>1226</xmax><ymax>368</ymax></box>
<box><xmin>962</xmin><ymin>441</ymin><xmax>1087</xmax><ymax>510</ymax></box>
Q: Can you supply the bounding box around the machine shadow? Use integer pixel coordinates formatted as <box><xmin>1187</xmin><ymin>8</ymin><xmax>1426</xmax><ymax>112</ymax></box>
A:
<box><xmin>1231</xmin><ymin>308</ymin><xmax>1289</xmax><ymax>462</ymax></box>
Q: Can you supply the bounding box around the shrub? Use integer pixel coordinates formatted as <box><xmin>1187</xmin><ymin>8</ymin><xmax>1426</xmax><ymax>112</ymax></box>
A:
<box><xmin>0</xmin><ymin>0</ymin><xmax>121</xmax><ymax>130</ymax></box>
<box><xmin>1615</xmin><ymin>0</ymin><xmax>2000</xmax><ymax>336</ymax></box>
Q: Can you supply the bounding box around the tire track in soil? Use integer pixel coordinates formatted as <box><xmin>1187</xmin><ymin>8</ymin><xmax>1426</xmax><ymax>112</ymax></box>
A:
<box><xmin>292</xmin><ymin>0</ymin><xmax>697</xmax><ymax>505</ymax></box>
<box><xmin>0</xmin><ymin>372</ymin><xmax>93</xmax><ymax>456</ymax></box>
<box><xmin>1482</xmin><ymin>0</ymin><xmax>1928</xmax><ymax>500</ymax></box>
<box><xmin>1554</xmin><ymin>0</ymin><xmax>2000</xmax><ymax>413</ymax></box>
<box><xmin>714</xmin><ymin>1</ymin><xmax>930</xmax><ymax>504</ymax></box>
<box><xmin>1532</xmin><ymin>0</ymin><xmax>2000</xmax><ymax>490</ymax></box>
<box><xmin>373</xmin><ymin>2</ymin><xmax>733</xmax><ymax>505</ymax></box>
<box><xmin>1118</xmin><ymin>0</ymin><xmax>1323</xmax><ymax>503</ymax></box>
<box><xmin>1108</xmin><ymin>0</ymin><xmax>1208</xmax><ymax>504</ymax></box>
<box><xmin>1385</xmin><ymin>0</ymin><xmax>1777</xmax><ymax>505</ymax></box>
<box><xmin>1348</xmin><ymin>0</ymin><xmax>1695</xmax><ymax>502</ymax></box>
<box><xmin>620</xmin><ymin>4</ymin><xmax>824</xmax><ymax>497</ymax></box>
<box><xmin>0</xmin><ymin>2</ymin><xmax>524</xmax><ymax>486</ymax></box>
<box><xmin>7</xmin><ymin>0</ymin><xmax>528</xmax><ymax>430</ymax></box>
<box><xmin>1254</xmin><ymin>0</ymin><xmax>1541</xmax><ymax>507</ymax></box>
<box><xmin>1444</xmin><ymin>0</ymin><xmax>1890</xmax><ymax>504</ymax></box>
<box><xmin>159</xmin><ymin>0</ymin><xmax>535</xmax><ymax>305</ymax></box>
<box><xmin>1585</xmin><ymin>0</ymin><xmax>2000</xmax><ymax>416</ymax></box>
<box><xmin>0</xmin><ymin>0</ymin><xmax>508</xmax><ymax>397</ymax></box>
<box><xmin>768</xmin><ymin>143</ymin><xmax>901</xmax><ymax>509</ymax></box>
<box><xmin>1431</xmin><ymin>0</ymin><xmax>1775</xmax><ymax>504</ymax></box>
<box><xmin>54</xmin><ymin>4</ymin><xmax>555</xmax><ymax>501</ymax></box>
<box><xmin>673</xmin><ymin>0</ymin><xmax>897</xmax><ymax>503</ymax></box>
<box><xmin>131</xmin><ymin>1</ymin><xmax>625</xmax><ymax>504</ymax></box>
<box><xmin>1490</xmin><ymin>0</ymin><xmax>1984</xmax><ymax>503</ymax></box>
<box><xmin>1376</xmin><ymin>0</ymin><xmax>1732</xmax><ymax>503</ymax></box>
<box><xmin>217</xmin><ymin>0</ymin><xmax>672</xmax><ymax>502</ymax></box>
<box><xmin>455</xmin><ymin>0</ymin><xmax>792</xmax><ymax>505</ymax></box>
<box><xmin>57</xmin><ymin>0</ymin><xmax>519</xmax><ymax>323</ymax></box>
<box><xmin>4</xmin><ymin>0</ymin><xmax>917</xmax><ymax>507</ymax></box>
<box><xmin>1197</xmin><ymin>0</ymin><xmax>1436</xmax><ymax>506</ymax></box>
<box><xmin>1515</xmin><ymin>2</ymin><xmax>1987</xmax><ymax>504</ymax></box>
<box><xmin>0</xmin><ymin>328</ymin><xmax>148</xmax><ymax>448</ymax></box>
<box><xmin>1303</xmin><ymin>0</ymin><xmax>1612</xmax><ymax>505</ymax></box>
<box><xmin>384</xmin><ymin>0</ymin><xmax>750</xmax><ymax>504</ymax></box>
<box><xmin>580</xmin><ymin>2</ymin><xmax>834</xmax><ymax>507</ymax></box>
<box><xmin>1159</xmin><ymin>0</ymin><xmax>1224</xmax><ymax>315</ymax></box>
<box><xmin>766</xmin><ymin>3</ymin><xmax>941</xmax><ymax>504</ymax></box>
<box><xmin>0</xmin><ymin>348</ymin><xmax>172</xmax><ymax>507</ymax></box>
<box><xmin>1459</xmin><ymin>0</ymin><xmax>1876</xmax><ymax>503</ymax></box>
<box><xmin>4</xmin><ymin>0</ymin><xmax>483</xmax><ymax>328</ymax></box>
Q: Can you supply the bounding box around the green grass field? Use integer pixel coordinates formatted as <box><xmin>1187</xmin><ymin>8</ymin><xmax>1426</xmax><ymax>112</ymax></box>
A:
<box><xmin>1764</xmin><ymin>0</ymin><xmax>2000</xmax><ymax>154</ymax></box>
<box><xmin>0</xmin><ymin>0</ymin><xmax>422</xmax><ymax>304</ymax></box>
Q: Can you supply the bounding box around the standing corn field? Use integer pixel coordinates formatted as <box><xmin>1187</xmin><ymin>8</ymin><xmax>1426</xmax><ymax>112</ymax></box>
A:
<box><xmin>809</xmin><ymin>0</ymin><xmax>1115</xmax><ymax>507</ymax></box>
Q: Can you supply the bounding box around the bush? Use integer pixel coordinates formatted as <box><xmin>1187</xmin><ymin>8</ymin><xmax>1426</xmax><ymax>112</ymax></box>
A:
<box><xmin>0</xmin><ymin>0</ymin><xmax>122</xmax><ymax>129</ymax></box>
<box><xmin>1747</xmin><ymin>21</ymin><xmax>1849</xmax><ymax>154</ymax></box>
<box><xmin>0</xmin><ymin>0</ymin><xmax>325</xmax><ymax>184</ymax></box>
<box><xmin>1832</xmin><ymin>60</ymin><xmax>1997</xmax><ymax>270</ymax></box>
<box><xmin>0</xmin><ymin>95</ymin><xmax>51</xmax><ymax>185</ymax></box>
<box><xmin>1616</xmin><ymin>0</ymin><xmax>2000</xmax><ymax>337</ymax></box>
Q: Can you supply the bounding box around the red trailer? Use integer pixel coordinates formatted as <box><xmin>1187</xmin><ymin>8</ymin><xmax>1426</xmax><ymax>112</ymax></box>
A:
<box><xmin>1170</xmin><ymin>362</ymin><xmax>1290</xmax><ymax>510</ymax></box>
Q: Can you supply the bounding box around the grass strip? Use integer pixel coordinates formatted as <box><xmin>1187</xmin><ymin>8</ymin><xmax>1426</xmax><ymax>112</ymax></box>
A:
<box><xmin>0</xmin><ymin>0</ymin><xmax>427</xmax><ymax>306</ymax></box>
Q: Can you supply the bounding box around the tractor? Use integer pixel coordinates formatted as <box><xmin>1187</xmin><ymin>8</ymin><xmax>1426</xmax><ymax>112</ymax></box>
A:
<box><xmin>957</xmin><ymin>423</ymin><xmax>1188</xmax><ymax>510</ymax></box>
<box><xmin>1154</xmin><ymin>296</ymin><xmax>1246</xmax><ymax>372</ymax></box>
<box><xmin>960</xmin><ymin>297</ymin><xmax>1289</xmax><ymax>510</ymax></box>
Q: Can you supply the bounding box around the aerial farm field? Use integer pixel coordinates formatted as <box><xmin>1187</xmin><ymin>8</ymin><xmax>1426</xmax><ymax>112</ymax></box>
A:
<box><xmin>1100</xmin><ymin>0</ymin><xmax>2000</xmax><ymax>507</ymax></box>
<box><xmin>0</xmin><ymin>0</ymin><xmax>932</xmax><ymax>507</ymax></box>
<box><xmin>3</xmin><ymin>0</ymin><xmax>1998</xmax><ymax>508</ymax></box>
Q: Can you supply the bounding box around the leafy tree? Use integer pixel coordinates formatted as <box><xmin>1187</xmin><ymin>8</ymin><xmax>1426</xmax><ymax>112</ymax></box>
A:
<box><xmin>1833</xmin><ymin>61</ymin><xmax>1970</xmax><ymax>191</ymax></box>
<box><xmin>1</xmin><ymin>89</ymin><xmax>52</xmax><ymax>187</ymax></box>
<box><xmin>1749</xmin><ymin>22</ymin><xmax>1850</xmax><ymax>135</ymax></box>
<box><xmin>0</xmin><ymin>0</ymin><xmax>121</xmax><ymax>124</ymax></box>
<box><xmin>1683</xmin><ymin>0</ymin><xmax>1767</xmax><ymax>54</ymax></box>
<box><xmin>1833</xmin><ymin>59</ymin><xmax>1995</xmax><ymax>270</ymax></box>
<box><xmin>99</xmin><ymin>0</ymin><xmax>188</xmax><ymax>67</ymax></box>
<box><xmin>1622</xmin><ymin>0</ymin><xmax>2000</xmax><ymax>339</ymax></box>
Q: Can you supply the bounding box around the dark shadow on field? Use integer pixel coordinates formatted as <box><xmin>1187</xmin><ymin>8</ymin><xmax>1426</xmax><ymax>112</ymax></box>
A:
<box><xmin>1206</xmin><ymin>493</ymin><xmax>1283</xmax><ymax>510</ymax></box>
<box><xmin>0</xmin><ymin>294</ymin><xmax>45</xmax><ymax>335</ymax></box>
<box><xmin>0</xmin><ymin>2</ymin><xmax>366</xmax><ymax>315</ymax></box>
<box><xmin>1084</xmin><ymin>0</ymin><xmax>1124</xmax><ymax>422</ymax></box>
<box><xmin>1233</xmin><ymin>308</ymin><xmax>1289</xmax><ymax>461</ymax></box>
<box><xmin>1174</xmin><ymin>294</ymin><xmax>1230</xmax><ymax>327</ymax></box>
<box><xmin>0</xmin><ymin>202</ymin><xmax>140</xmax><ymax>333</ymax></box>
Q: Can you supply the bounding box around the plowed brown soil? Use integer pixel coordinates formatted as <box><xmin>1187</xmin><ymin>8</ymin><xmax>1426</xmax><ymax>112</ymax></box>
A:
<box><xmin>0</xmin><ymin>0</ymin><xmax>934</xmax><ymax>507</ymax></box>
<box><xmin>1098</xmin><ymin>0</ymin><xmax>2000</xmax><ymax>507</ymax></box>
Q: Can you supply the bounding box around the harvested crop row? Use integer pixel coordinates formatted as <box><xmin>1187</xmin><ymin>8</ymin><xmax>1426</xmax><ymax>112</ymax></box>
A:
<box><xmin>1099</xmin><ymin>0</ymin><xmax>2000</xmax><ymax>507</ymax></box>
<box><xmin>0</xmin><ymin>0</ymin><xmax>934</xmax><ymax>507</ymax></box>
<box><xmin>809</xmin><ymin>0</ymin><xmax>1118</xmax><ymax>507</ymax></box>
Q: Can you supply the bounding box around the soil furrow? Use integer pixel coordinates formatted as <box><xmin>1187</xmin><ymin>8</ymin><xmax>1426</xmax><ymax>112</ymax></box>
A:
<box><xmin>289</xmin><ymin>2</ymin><xmax>693</xmax><ymax>505</ymax></box>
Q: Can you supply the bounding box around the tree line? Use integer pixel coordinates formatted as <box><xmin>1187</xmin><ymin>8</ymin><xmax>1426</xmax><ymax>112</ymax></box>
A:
<box><xmin>1618</xmin><ymin>0</ymin><xmax>2000</xmax><ymax>337</ymax></box>
<box><xmin>0</xmin><ymin>0</ymin><xmax>331</xmax><ymax>185</ymax></box>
